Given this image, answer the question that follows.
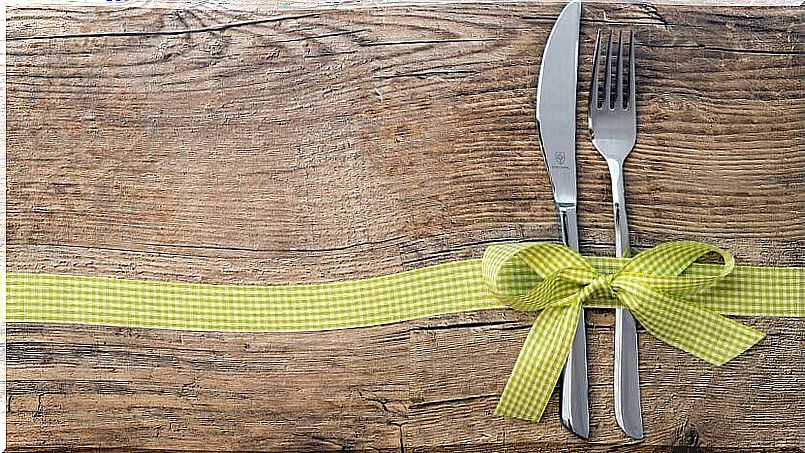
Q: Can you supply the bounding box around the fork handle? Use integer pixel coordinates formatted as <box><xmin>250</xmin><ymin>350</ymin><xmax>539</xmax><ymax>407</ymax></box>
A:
<box><xmin>606</xmin><ymin>158</ymin><xmax>644</xmax><ymax>439</ymax></box>
<box><xmin>606</xmin><ymin>159</ymin><xmax>630</xmax><ymax>259</ymax></box>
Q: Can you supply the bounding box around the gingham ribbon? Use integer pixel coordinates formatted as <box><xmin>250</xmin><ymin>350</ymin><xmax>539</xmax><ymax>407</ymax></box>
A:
<box><xmin>6</xmin><ymin>241</ymin><xmax>803</xmax><ymax>423</ymax></box>
<box><xmin>485</xmin><ymin>240</ymin><xmax>772</xmax><ymax>421</ymax></box>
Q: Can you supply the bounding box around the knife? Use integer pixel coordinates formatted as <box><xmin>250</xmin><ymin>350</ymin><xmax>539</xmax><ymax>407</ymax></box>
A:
<box><xmin>535</xmin><ymin>0</ymin><xmax>588</xmax><ymax>439</ymax></box>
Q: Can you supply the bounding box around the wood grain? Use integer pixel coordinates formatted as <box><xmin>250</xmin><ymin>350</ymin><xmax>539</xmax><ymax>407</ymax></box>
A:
<box><xmin>8</xmin><ymin>0</ymin><xmax>805</xmax><ymax>12</ymax></box>
<box><xmin>8</xmin><ymin>317</ymin><xmax>805</xmax><ymax>451</ymax></box>
<box><xmin>6</xmin><ymin>2</ymin><xmax>804</xmax><ymax>451</ymax></box>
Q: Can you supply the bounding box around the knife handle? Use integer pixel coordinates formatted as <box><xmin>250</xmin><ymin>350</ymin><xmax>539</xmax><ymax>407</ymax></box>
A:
<box><xmin>557</xmin><ymin>203</ymin><xmax>579</xmax><ymax>252</ymax></box>
<box><xmin>560</xmin><ymin>309</ymin><xmax>590</xmax><ymax>439</ymax></box>
<box><xmin>556</xmin><ymin>204</ymin><xmax>590</xmax><ymax>439</ymax></box>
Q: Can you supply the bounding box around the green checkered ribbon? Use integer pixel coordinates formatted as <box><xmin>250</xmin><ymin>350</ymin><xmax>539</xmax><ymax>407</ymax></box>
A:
<box><xmin>6</xmin><ymin>241</ymin><xmax>804</xmax><ymax>423</ymax></box>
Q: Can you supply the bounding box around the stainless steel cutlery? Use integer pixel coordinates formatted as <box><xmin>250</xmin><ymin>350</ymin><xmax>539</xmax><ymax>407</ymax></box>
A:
<box><xmin>588</xmin><ymin>29</ymin><xmax>644</xmax><ymax>440</ymax></box>
<box><xmin>536</xmin><ymin>1</ymin><xmax>643</xmax><ymax>440</ymax></box>
<box><xmin>535</xmin><ymin>0</ymin><xmax>589</xmax><ymax>440</ymax></box>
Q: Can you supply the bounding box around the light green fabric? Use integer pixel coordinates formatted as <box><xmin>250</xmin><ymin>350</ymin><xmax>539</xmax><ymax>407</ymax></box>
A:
<box><xmin>6</xmin><ymin>241</ymin><xmax>803</xmax><ymax>423</ymax></box>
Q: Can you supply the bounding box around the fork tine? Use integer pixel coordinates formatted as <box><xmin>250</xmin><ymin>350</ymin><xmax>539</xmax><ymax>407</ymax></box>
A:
<box><xmin>616</xmin><ymin>31</ymin><xmax>624</xmax><ymax>109</ymax></box>
<box><xmin>628</xmin><ymin>31</ymin><xmax>636</xmax><ymax>111</ymax></box>
<box><xmin>604</xmin><ymin>30</ymin><xmax>613</xmax><ymax>108</ymax></box>
<box><xmin>590</xmin><ymin>29</ymin><xmax>602</xmax><ymax>111</ymax></box>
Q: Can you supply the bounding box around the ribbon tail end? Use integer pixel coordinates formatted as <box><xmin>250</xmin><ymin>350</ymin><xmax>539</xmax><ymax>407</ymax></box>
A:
<box><xmin>709</xmin><ymin>328</ymin><xmax>767</xmax><ymax>367</ymax></box>
<box><xmin>494</xmin><ymin>403</ymin><xmax>545</xmax><ymax>423</ymax></box>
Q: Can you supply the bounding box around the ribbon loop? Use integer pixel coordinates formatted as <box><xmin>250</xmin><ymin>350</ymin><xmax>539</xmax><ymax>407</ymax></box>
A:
<box><xmin>619</xmin><ymin>240</ymin><xmax>734</xmax><ymax>276</ymax></box>
<box><xmin>482</xmin><ymin>242</ymin><xmax>594</xmax><ymax>312</ymax></box>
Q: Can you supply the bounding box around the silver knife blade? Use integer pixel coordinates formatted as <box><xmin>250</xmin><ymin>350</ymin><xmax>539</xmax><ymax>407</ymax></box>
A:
<box><xmin>537</xmin><ymin>0</ymin><xmax>581</xmax><ymax>212</ymax></box>
<box><xmin>536</xmin><ymin>0</ymin><xmax>589</xmax><ymax>440</ymax></box>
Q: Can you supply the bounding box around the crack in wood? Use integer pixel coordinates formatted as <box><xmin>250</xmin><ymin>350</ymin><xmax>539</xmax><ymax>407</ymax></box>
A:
<box><xmin>409</xmin><ymin>393</ymin><xmax>498</xmax><ymax>409</ymax></box>
<box><xmin>642</xmin><ymin>42</ymin><xmax>802</xmax><ymax>56</ymax></box>
<box><xmin>33</xmin><ymin>394</ymin><xmax>44</xmax><ymax>419</ymax></box>
<box><xmin>373</xmin><ymin>69</ymin><xmax>480</xmax><ymax>80</ymax></box>
<box><xmin>413</xmin><ymin>320</ymin><xmax>523</xmax><ymax>331</ymax></box>
<box><xmin>399</xmin><ymin>424</ymin><xmax>406</xmax><ymax>453</ymax></box>
<box><xmin>359</xmin><ymin>38</ymin><xmax>498</xmax><ymax>47</ymax></box>
<box><xmin>8</xmin><ymin>13</ymin><xmax>322</xmax><ymax>41</ymax></box>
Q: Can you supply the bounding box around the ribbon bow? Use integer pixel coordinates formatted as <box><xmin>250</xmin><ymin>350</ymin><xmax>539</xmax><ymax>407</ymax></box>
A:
<box><xmin>483</xmin><ymin>240</ymin><xmax>765</xmax><ymax>422</ymax></box>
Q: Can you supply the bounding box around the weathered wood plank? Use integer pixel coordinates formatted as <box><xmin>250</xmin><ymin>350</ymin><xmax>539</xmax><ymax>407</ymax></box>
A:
<box><xmin>7</xmin><ymin>0</ymin><xmax>805</xmax><ymax>13</ymax></box>
<box><xmin>6</xmin><ymin>2</ymin><xmax>804</xmax><ymax>451</ymax></box>
<box><xmin>7</xmin><ymin>316</ymin><xmax>805</xmax><ymax>450</ymax></box>
<box><xmin>7</xmin><ymin>4</ymin><xmax>804</xmax><ymax>271</ymax></box>
<box><xmin>6</xmin><ymin>446</ymin><xmax>804</xmax><ymax>453</ymax></box>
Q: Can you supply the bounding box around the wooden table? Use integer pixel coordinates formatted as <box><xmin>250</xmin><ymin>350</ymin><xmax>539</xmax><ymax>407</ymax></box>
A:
<box><xmin>6</xmin><ymin>2</ymin><xmax>804</xmax><ymax>451</ymax></box>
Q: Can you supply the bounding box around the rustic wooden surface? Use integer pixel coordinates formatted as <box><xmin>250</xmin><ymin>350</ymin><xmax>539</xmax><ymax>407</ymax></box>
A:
<box><xmin>9</xmin><ymin>0</ymin><xmax>805</xmax><ymax>10</ymax></box>
<box><xmin>5</xmin><ymin>2</ymin><xmax>804</xmax><ymax>451</ymax></box>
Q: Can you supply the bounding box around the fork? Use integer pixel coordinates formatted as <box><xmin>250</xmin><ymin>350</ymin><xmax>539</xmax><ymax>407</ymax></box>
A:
<box><xmin>588</xmin><ymin>29</ymin><xmax>644</xmax><ymax>439</ymax></box>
